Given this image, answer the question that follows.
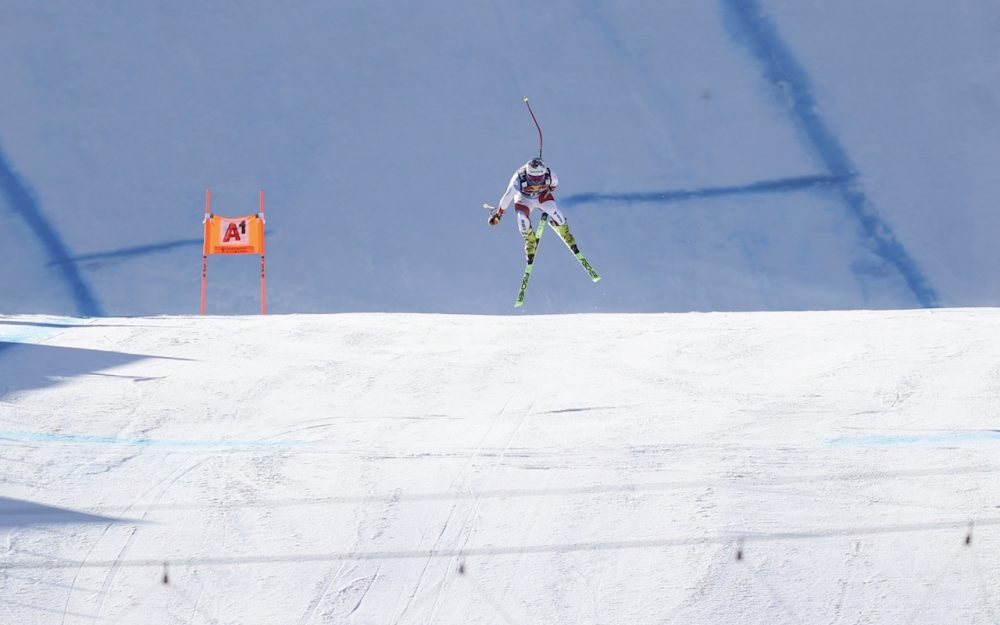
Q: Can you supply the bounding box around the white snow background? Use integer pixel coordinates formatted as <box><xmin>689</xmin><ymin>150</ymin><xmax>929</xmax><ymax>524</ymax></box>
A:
<box><xmin>3</xmin><ymin>311</ymin><xmax>1000</xmax><ymax>624</ymax></box>
<box><xmin>3</xmin><ymin>0</ymin><xmax>1000</xmax><ymax>623</ymax></box>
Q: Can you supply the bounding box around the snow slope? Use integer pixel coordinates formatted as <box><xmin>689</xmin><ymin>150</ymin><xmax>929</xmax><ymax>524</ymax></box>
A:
<box><xmin>3</xmin><ymin>310</ymin><xmax>1000</xmax><ymax>623</ymax></box>
<box><xmin>2</xmin><ymin>1</ymin><xmax>997</xmax><ymax>316</ymax></box>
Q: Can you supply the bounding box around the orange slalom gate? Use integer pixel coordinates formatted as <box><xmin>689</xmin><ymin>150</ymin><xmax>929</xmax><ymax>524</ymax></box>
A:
<box><xmin>200</xmin><ymin>189</ymin><xmax>267</xmax><ymax>314</ymax></box>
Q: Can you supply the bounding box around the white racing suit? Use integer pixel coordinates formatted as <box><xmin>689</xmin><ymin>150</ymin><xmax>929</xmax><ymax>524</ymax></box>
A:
<box><xmin>495</xmin><ymin>166</ymin><xmax>566</xmax><ymax>236</ymax></box>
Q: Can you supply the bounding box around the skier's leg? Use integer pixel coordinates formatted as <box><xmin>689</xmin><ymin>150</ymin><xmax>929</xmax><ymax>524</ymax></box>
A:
<box><xmin>514</xmin><ymin>203</ymin><xmax>537</xmax><ymax>260</ymax></box>
<box><xmin>540</xmin><ymin>199</ymin><xmax>579</xmax><ymax>252</ymax></box>
<box><xmin>540</xmin><ymin>197</ymin><xmax>564</xmax><ymax>226</ymax></box>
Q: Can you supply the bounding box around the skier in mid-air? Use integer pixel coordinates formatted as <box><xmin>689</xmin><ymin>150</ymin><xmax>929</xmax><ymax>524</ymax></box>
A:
<box><xmin>488</xmin><ymin>157</ymin><xmax>579</xmax><ymax>263</ymax></box>
<box><xmin>487</xmin><ymin>98</ymin><xmax>600</xmax><ymax>306</ymax></box>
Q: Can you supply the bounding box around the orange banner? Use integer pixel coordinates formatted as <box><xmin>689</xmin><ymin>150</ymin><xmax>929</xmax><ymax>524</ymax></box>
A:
<box><xmin>204</xmin><ymin>214</ymin><xmax>264</xmax><ymax>255</ymax></box>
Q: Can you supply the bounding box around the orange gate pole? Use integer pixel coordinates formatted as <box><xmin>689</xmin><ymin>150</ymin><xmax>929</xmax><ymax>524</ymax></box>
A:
<box><xmin>259</xmin><ymin>189</ymin><xmax>267</xmax><ymax>315</ymax></box>
<box><xmin>200</xmin><ymin>189</ymin><xmax>211</xmax><ymax>315</ymax></box>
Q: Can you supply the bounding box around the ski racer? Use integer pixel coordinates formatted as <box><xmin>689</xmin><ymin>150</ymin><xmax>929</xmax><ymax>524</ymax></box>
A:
<box><xmin>489</xmin><ymin>158</ymin><xmax>579</xmax><ymax>262</ymax></box>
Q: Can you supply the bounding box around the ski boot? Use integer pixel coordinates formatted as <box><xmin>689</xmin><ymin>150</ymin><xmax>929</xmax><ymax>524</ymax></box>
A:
<box><xmin>522</xmin><ymin>228</ymin><xmax>539</xmax><ymax>263</ymax></box>
<box><xmin>552</xmin><ymin>222</ymin><xmax>580</xmax><ymax>254</ymax></box>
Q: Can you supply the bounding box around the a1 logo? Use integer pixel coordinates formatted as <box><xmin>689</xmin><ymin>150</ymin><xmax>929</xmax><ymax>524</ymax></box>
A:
<box><xmin>221</xmin><ymin>219</ymin><xmax>248</xmax><ymax>243</ymax></box>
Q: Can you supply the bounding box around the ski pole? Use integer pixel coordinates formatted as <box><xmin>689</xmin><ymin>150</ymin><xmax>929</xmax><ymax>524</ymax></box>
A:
<box><xmin>524</xmin><ymin>97</ymin><xmax>543</xmax><ymax>160</ymax></box>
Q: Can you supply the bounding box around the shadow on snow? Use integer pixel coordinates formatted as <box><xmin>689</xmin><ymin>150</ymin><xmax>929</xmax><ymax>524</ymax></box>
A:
<box><xmin>0</xmin><ymin>342</ymin><xmax>185</xmax><ymax>396</ymax></box>
<box><xmin>0</xmin><ymin>496</ymin><xmax>139</xmax><ymax>528</ymax></box>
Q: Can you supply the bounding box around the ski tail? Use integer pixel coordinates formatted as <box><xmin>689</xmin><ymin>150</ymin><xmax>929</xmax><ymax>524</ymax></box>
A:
<box><xmin>550</xmin><ymin>222</ymin><xmax>601</xmax><ymax>282</ymax></box>
<box><xmin>575</xmin><ymin>252</ymin><xmax>601</xmax><ymax>282</ymax></box>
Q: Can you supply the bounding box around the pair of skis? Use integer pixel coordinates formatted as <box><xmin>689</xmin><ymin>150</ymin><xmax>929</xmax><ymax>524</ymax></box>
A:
<box><xmin>514</xmin><ymin>214</ymin><xmax>601</xmax><ymax>308</ymax></box>
<box><xmin>487</xmin><ymin>203</ymin><xmax>600</xmax><ymax>307</ymax></box>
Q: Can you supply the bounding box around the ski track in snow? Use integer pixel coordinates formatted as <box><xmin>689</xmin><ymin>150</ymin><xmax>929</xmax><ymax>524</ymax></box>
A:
<box><xmin>391</xmin><ymin>398</ymin><xmax>519</xmax><ymax>625</ymax></box>
<box><xmin>427</xmin><ymin>397</ymin><xmax>539</xmax><ymax>624</ymax></box>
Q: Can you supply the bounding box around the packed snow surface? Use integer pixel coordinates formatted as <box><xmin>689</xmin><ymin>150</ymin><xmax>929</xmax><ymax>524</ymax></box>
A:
<box><xmin>2</xmin><ymin>310</ymin><xmax>1000</xmax><ymax>623</ymax></box>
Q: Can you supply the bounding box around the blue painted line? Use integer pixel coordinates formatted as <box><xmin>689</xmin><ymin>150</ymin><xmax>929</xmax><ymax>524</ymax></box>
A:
<box><xmin>0</xmin><ymin>320</ymin><xmax>83</xmax><ymax>329</ymax></box>
<box><xmin>0</xmin><ymin>332</ymin><xmax>47</xmax><ymax>344</ymax></box>
<box><xmin>0</xmin><ymin>317</ymin><xmax>87</xmax><ymax>353</ymax></box>
<box><xmin>828</xmin><ymin>431</ymin><xmax>1000</xmax><ymax>447</ymax></box>
<box><xmin>720</xmin><ymin>0</ymin><xmax>939</xmax><ymax>308</ymax></box>
<box><xmin>562</xmin><ymin>174</ymin><xmax>848</xmax><ymax>208</ymax></box>
<box><xmin>0</xmin><ymin>144</ymin><xmax>104</xmax><ymax>316</ymax></box>
<box><xmin>0</xmin><ymin>430</ymin><xmax>309</xmax><ymax>449</ymax></box>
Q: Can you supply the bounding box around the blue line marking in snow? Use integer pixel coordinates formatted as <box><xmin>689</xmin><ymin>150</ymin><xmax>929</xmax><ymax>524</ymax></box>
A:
<box><xmin>562</xmin><ymin>174</ymin><xmax>849</xmax><ymax>208</ymax></box>
<box><xmin>0</xmin><ymin>144</ymin><xmax>104</xmax><ymax>316</ymax></box>
<box><xmin>720</xmin><ymin>0</ymin><xmax>939</xmax><ymax>308</ymax></box>
<box><xmin>0</xmin><ymin>430</ymin><xmax>309</xmax><ymax>449</ymax></box>
<box><xmin>828</xmin><ymin>431</ymin><xmax>1000</xmax><ymax>447</ymax></box>
<box><xmin>0</xmin><ymin>333</ymin><xmax>47</xmax><ymax>345</ymax></box>
<box><xmin>0</xmin><ymin>318</ymin><xmax>87</xmax><ymax>352</ymax></box>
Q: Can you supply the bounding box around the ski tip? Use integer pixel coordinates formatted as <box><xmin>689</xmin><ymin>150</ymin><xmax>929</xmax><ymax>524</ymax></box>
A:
<box><xmin>523</xmin><ymin>96</ymin><xmax>529</xmax><ymax>103</ymax></box>
<box><xmin>592</xmin><ymin>276</ymin><xmax>602</xmax><ymax>283</ymax></box>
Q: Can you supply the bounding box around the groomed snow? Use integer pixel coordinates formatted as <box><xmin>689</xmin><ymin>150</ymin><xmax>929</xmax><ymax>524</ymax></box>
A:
<box><xmin>2</xmin><ymin>310</ymin><xmax>1000</xmax><ymax>623</ymax></box>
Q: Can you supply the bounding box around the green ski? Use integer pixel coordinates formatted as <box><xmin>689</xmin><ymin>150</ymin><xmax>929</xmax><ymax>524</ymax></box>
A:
<box><xmin>550</xmin><ymin>223</ymin><xmax>601</xmax><ymax>282</ymax></box>
<box><xmin>570</xmin><ymin>247</ymin><xmax>601</xmax><ymax>283</ymax></box>
<box><xmin>514</xmin><ymin>213</ymin><xmax>549</xmax><ymax>308</ymax></box>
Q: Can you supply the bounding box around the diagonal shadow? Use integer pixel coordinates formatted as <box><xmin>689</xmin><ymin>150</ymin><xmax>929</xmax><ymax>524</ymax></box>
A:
<box><xmin>720</xmin><ymin>0</ymin><xmax>939</xmax><ymax>308</ymax></box>
<box><xmin>45</xmin><ymin>238</ymin><xmax>204</xmax><ymax>267</ymax></box>
<box><xmin>44</xmin><ymin>229</ymin><xmax>276</xmax><ymax>268</ymax></box>
<box><xmin>0</xmin><ymin>342</ymin><xmax>187</xmax><ymax>396</ymax></box>
<box><xmin>63</xmin><ymin>463</ymin><xmax>1000</xmax><ymax>514</ymax></box>
<box><xmin>0</xmin><ymin>497</ymin><xmax>139</xmax><ymax>528</ymax></box>
<box><xmin>0</xmin><ymin>142</ymin><xmax>103</xmax><ymax>316</ymax></box>
<box><xmin>4</xmin><ymin>516</ymin><xmax>995</xmax><ymax>570</ymax></box>
<box><xmin>561</xmin><ymin>174</ymin><xmax>850</xmax><ymax>208</ymax></box>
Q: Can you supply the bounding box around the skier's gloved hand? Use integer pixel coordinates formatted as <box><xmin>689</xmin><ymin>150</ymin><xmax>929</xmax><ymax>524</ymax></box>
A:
<box><xmin>488</xmin><ymin>211</ymin><xmax>502</xmax><ymax>226</ymax></box>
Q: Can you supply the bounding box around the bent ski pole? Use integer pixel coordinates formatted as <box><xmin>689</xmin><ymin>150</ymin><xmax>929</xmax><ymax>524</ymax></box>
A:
<box><xmin>524</xmin><ymin>97</ymin><xmax>543</xmax><ymax>160</ymax></box>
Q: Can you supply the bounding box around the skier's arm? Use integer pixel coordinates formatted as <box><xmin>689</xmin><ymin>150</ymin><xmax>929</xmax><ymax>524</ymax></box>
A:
<box><xmin>548</xmin><ymin>170</ymin><xmax>558</xmax><ymax>191</ymax></box>
<box><xmin>490</xmin><ymin>173</ymin><xmax>519</xmax><ymax>225</ymax></box>
<box><xmin>497</xmin><ymin>173</ymin><xmax>519</xmax><ymax>213</ymax></box>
